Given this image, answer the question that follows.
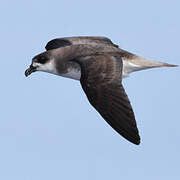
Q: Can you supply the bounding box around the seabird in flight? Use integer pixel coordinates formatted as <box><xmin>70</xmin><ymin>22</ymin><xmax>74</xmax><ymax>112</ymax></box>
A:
<box><xmin>25</xmin><ymin>36</ymin><xmax>177</xmax><ymax>145</ymax></box>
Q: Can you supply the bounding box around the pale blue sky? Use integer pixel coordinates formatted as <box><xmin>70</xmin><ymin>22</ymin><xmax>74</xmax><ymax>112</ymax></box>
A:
<box><xmin>0</xmin><ymin>0</ymin><xmax>180</xmax><ymax>179</ymax></box>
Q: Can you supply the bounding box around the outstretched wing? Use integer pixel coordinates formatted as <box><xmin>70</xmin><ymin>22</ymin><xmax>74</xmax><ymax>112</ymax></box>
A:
<box><xmin>45</xmin><ymin>36</ymin><xmax>118</xmax><ymax>51</ymax></box>
<box><xmin>76</xmin><ymin>55</ymin><xmax>140</xmax><ymax>145</ymax></box>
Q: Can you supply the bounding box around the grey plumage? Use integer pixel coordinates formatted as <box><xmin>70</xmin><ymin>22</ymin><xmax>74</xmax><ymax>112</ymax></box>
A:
<box><xmin>77</xmin><ymin>55</ymin><xmax>140</xmax><ymax>144</ymax></box>
<box><xmin>25</xmin><ymin>36</ymin><xmax>177</xmax><ymax>145</ymax></box>
<box><xmin>45</xmin><ymin>36</ymin><xmax>119</xmax><ymax>51</ymax></box>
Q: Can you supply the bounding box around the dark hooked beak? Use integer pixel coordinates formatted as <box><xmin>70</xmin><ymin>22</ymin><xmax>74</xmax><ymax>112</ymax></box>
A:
<box><xmin>25</xmin><ymin>65</ymin><xmax>36</xmax><ymax>77</ymax></box>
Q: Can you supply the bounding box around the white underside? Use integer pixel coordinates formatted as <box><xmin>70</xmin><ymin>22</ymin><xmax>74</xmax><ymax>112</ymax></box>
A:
<box><xmin>37</xmin><ymin>59</ymin><xmax>146</xmax><ymax>80</ymax></box>
<box><xmin>59</xmin><ymin>60</ymin><xmax>143</xmax><ymax>80</ymax></box>
<box><xmin>122</xmin><ymin>60</ymin><xmax>144</xmax><ymax>78</ymax></box>
<box><xmin>61</xmin><ymin>68</ymin><xmax>81</xmax><ymax>80</ymax></box>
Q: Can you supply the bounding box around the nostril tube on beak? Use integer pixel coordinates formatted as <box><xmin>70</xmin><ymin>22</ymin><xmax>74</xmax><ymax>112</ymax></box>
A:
<box><xmin>25</xmin><ymin>65</ymin><xmax>36</xmax><ymax>77</ymax></box>
<box><xmin>25</xmin><ymin>68</ymin><xmax>31</xmax><ymax>77</ymax></box>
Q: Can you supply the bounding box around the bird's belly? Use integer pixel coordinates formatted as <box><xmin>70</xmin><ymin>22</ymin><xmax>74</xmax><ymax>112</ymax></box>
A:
<box><xmin>60</xmin><ymin>69</ymin><xmax>128</xmax><ymax>80</ymax></box>
<box><xmin>61</xmin><ymin>68</ymin><xmax>81</xmax><ymax>80</ymax></box>
<box><xmin>59</xmin><ymin>60</ymin><xmax>141</xmax><ymax>80</ymax></box>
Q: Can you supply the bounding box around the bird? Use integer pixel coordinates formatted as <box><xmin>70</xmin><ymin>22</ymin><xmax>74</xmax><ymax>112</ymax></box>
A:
<box><xmin>25</xmin><ymin>36</ymin><xmax>177</xmax><ymax>145</ymax></box>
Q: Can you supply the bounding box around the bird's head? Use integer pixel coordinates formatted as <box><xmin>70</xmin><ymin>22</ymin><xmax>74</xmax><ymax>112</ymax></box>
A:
<box><xmin>25</xmin><ymin>51</ymin><xmax>57</xmax><ymax>77</ymax></box>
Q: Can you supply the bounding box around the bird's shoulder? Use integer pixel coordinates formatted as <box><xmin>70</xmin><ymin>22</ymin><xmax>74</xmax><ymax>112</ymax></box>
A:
<box><xmin>45</xmin><ymin>36</ymin><xmax>119</xmax><ymax>51</ymax></box>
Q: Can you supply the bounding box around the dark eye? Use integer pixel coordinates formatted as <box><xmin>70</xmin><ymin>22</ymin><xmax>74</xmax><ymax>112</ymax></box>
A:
<box><xmin>38</xmin><ymin>56</ymin><xmax>48</xmax><ymax>64</ymax></box>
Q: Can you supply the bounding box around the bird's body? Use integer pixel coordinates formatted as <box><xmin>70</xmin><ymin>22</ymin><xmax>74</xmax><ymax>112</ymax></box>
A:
<box><xmin>33</xmin><ymin>36</ymin><xmax>176</xmax><ymax>80</ymax></box>
<box><xmin>25</xmin><ymin>36</ymin><xmax>177</xmax><ymax>145</ymax></box>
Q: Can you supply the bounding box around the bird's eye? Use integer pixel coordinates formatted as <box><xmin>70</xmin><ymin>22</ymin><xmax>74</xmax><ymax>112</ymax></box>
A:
<box><xmin>38</xmin><ymin>56</ymin><xmax>48</xmax><ymax>64</ymax></box>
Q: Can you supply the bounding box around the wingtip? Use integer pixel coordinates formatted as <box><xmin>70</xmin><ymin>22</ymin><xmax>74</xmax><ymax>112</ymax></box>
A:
<box><xmin>131</xmin><ymin>137</ymin><xmax>140</xmax><ymax>145</ymax></box>
<box><xmin>124</xmin><ymin>134</ymin><xmax>141</xmax><ymax>145</ymax></box>
<box><xmin>134</xmin><ymin>140</ymin><xmax>141</xmax><ymax>145</ymax></box>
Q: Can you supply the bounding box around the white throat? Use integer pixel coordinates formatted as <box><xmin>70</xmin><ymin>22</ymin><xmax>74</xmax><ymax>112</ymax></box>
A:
<box><xmin>34</xmin><ymin>60</ymin><xmax>59</xmax><ymax>75</ymax></box>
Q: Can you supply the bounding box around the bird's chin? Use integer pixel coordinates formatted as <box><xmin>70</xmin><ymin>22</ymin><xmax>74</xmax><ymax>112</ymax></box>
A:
<box><xmin>25</xmin><ymin>65</ymin><xmax>37</xmax><ymax>77</ymax></box>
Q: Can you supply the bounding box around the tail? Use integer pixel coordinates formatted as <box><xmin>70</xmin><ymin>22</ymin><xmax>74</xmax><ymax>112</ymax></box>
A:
<box><xmin>122</xmin><ymin>55</ymin><xmax>178</xmax><ymax>78</ymax></box>
<box><xmin>130</xmin><ymin>56</ymin><xmax>178</xmax><ymax>69</ymax></box>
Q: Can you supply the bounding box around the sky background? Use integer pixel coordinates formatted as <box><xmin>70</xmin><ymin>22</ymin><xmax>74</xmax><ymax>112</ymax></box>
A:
<box><xmin>0</xmin><ymin>0</ymin><xmax>180</xmax><ymax>179</ymax></box>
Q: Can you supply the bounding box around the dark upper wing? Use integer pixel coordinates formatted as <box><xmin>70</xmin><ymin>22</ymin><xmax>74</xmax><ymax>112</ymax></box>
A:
<box><xmin>76</xmin><ymin>55</ymin><xmax>140</xmax><ymax>145</ymax></box>
<box><xmin>45</xmin><ymin>36</ymin><xmax>118</xmax><ymax>51</ymax></box>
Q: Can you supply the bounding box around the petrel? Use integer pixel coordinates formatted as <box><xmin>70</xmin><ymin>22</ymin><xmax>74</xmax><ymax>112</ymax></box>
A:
<box><xmin>25</xmin><ymin>36</ymin><xmax>177</xmax><ymax>145</ymax></box>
